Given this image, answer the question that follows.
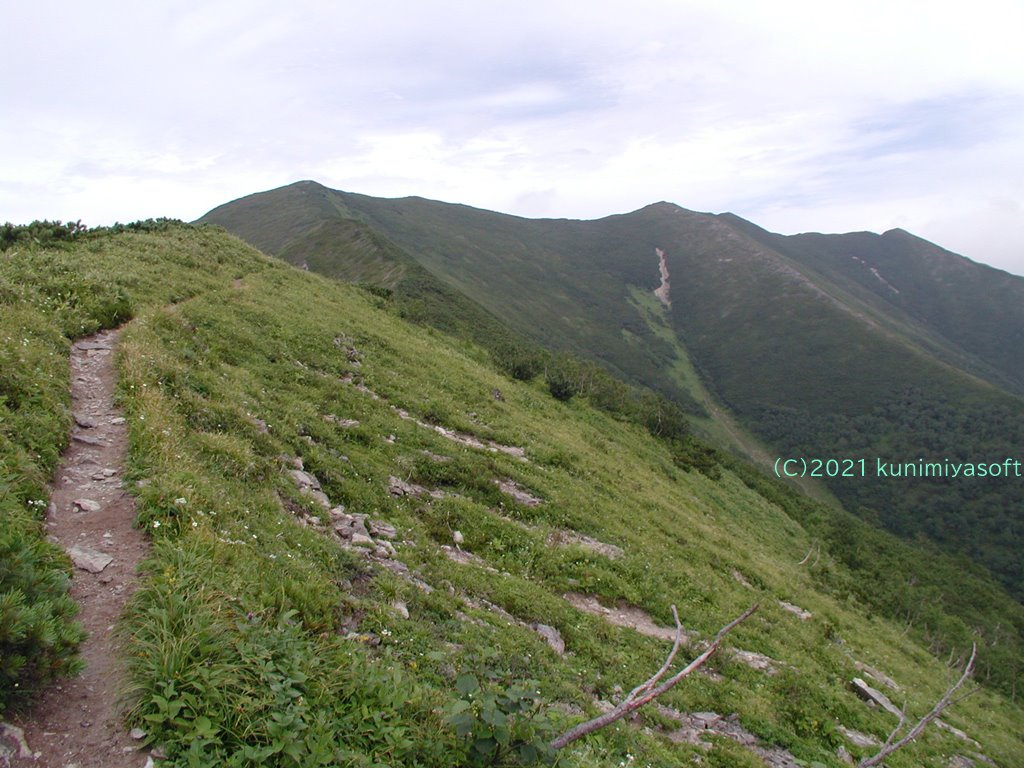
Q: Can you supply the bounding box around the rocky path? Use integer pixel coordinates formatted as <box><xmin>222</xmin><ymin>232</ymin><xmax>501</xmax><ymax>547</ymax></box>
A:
<box><xmin>9</xmin><ymin>329</ymin><xmax>149</xmax><ymax>767</ymax></box>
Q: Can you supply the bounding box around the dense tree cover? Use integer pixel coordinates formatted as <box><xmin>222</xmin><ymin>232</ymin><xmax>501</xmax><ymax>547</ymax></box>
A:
<box><xmin>1</xmin><ymin>219</ymin><xmax>87</xmax><ymax>251</ymax></box>
<box><xmin>750</xmin><ymin>388</ymin><xmax>1024</xmax><ymax>600</ymax></box>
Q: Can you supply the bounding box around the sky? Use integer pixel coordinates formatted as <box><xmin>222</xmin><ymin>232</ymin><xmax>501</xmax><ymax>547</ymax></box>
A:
<box><xmin>3</xmin><ymin>0</ymin><xmax>1024</xmax><ymax>275</ymax></box>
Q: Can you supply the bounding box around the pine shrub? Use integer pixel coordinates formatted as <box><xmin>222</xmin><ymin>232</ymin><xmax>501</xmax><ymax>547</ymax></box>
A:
<box><xmin>0</xmin><ymin>499</ymin><xmax>85</xmax><ymax>714</ymax></box>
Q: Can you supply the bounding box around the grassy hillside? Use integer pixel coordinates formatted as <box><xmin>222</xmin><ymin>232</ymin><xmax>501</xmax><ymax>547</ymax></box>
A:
<box><xmin>200</xmin><ymin>185</ymin><xmax>707</xmax><ymax>415</ymax></box>
<box><xmin>2</xmin><ymin>222</ymin><xmax>1023</xmax><ymax>767</ymax></box>
<box><xmin>201</xmin><ymin>182</ymin><xmax>1024</xmax><ymax>602</ymax></box>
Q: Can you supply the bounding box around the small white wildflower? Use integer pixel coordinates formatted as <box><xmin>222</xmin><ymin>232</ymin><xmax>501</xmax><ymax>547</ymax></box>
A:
<box><xmin>152</xmin><ymin>520</ymin><xmax>161</xmax><ymax>528</ymax></box>
<box><xmin>174</xmin><ymin>497</ymin><xmax>188</xmax><ymax>505</ymax></box>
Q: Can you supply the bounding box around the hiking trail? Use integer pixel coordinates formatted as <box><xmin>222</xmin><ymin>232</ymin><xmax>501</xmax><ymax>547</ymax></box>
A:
<box><xmin>8</xmin><ymin>328</ymin><xmax>150</xmax><ymax>768</ymax></box>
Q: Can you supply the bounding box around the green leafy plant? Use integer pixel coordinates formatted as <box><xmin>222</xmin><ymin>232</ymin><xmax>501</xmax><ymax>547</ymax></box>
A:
<box><xmin>447</xmin><ymin>672</ymin><xmax>557</xmax><ymax>767</ymax></box>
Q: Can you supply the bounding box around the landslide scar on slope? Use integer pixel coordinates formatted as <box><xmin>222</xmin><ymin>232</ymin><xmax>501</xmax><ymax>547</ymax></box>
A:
<box><xmin>654</xmin><ymin>247</ymin><xmax>671</xmax><ymax>308</ymax></box>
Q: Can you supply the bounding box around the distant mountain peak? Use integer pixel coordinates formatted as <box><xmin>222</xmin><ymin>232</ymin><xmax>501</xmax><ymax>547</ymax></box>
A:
<box><xmin>882</xmin><ymin>227</ymin><xmax>914</xmax><ymax>238</ymax></box>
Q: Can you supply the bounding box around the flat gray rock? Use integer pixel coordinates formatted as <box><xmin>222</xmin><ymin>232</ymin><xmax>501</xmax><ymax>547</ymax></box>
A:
<box><xmin>732</xmin><ymin>649</ymin><xmax>780</xmax><ymax>674</ymax></box>
<box><xmin>837</xmin><ymin>724</ymin><xmax>879</xmax><ymax>748</ymax></box>
<box><xmin>0</xmin><ymin>722</ymin><xmax>33</xmax><ymax>759</ymax></box>
<box><xmin>350</xmin><ymin>533</ymin><xmax>375</xmax><ymax>547</ymax></box>
<box><xmin>532</xmin><ymin>623</ymin><xmax>565</xmax><ymax>655</ymax></box>
<box><xmin>74</xmin><ymin>413</ymin><xmax>99</xmax><ymax>428</ymax></box>
<box><xmin>74</xmin><ymin>340</ymin><xmax>113</xmax><ymax>351</ymax></box>
<box><xmin>368</xmin><ymin>519</ymin><xmax>397</xmax><ymax>539</ymax></box>
<box><xmin>851</xmin><ymin>677</ymin><xmax>903</xmax><ymax>719</ymax></box>
<box><xmin>68</xmin><ymin>546</ymin><xmax>113</xmax><ymax>574</ymax></box>
<box><xmin>303</xmin><ymin>488</ymin><xmax>332</xmax><ymax>509</ymax></box>
<box><xmin>288</xmin><ymin>469</ymin><xmax>321</xmax><ymax>490</ymax></box>
<box><xmin>779</xmin><ymin>601</ymin><xmax>812</xmax><ymax>620</ymax></box>
<box><xmin>853</xmin><ymin>660</ymin><xmax>901</xmax><ymax>691</ymax></box>
<box><xmin>72</xmin><ymin>433</ymin><xmax>105</xmax><ymax>446</ymax></box>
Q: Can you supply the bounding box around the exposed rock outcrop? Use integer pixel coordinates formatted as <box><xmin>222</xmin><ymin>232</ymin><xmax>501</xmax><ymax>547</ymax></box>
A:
<box><xmin>654</xmin><ymin>247</ymin><xmax>671</xmax><ymax>308</ymax></box>
<box><xmin>851</xmin><ymin>677</ymin><xmax>903</xmax><ymax>719</ymax></box>
<box><xmin>547</xmin><ymin>530</ymin><xmax>624</xmax><ymax>560</ymax></box>
<box><xmin>495</xmin><ymin>478</ymin><xmax>543</xmax><ymax>506</ymax></box>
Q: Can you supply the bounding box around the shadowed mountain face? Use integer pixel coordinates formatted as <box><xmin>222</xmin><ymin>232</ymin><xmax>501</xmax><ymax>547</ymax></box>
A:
<box><xmin>200</xmin><ymin>181</ymin><xmax>1024</xmax><ymax>599</ymax></box>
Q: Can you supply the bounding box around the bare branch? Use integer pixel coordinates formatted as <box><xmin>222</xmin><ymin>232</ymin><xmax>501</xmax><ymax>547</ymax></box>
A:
<box><xmin>859</xmin><ymin>643</ymin><xmax>977</xmax><ymax>768</ymax></box>
<box><xmin>550</xmin><ymin>603</ymin><xmax>758</xmax><ymax>751</ymax></box>
<box><xmin>623</xmin><ymin>605</ymin><xmax>685</xmax><ymax>702</ymax></box>
<box><xmin>876</xmin><ymin>703</ymin><xmax>907</xmax><ymax>753</ymax></box>
<box><xmin>798</xmin><ymin>542</ymin><xmax>821</xmax><ymax>567</ymax></box>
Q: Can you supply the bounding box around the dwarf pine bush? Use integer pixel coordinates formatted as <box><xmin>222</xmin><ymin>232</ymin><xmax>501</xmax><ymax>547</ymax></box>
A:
<box><xmin>0</xmin><ymin>497</ymin><xmax>85</xmax><ymax>714</ymax></box>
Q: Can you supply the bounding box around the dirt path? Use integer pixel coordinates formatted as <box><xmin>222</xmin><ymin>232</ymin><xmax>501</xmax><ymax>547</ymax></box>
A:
<box><xmin>9</xmin><ymin>329</ymin><xmax>149</xmax><ymax>767</ymax></box>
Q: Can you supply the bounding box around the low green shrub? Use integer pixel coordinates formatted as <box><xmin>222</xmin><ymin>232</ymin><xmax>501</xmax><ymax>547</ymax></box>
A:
<box><xmin>446</xmin><ymin>649</ymin><xmax>558</xmax><ymax>767</ymax></box>
<box><xmin>0</xmin><ymin>499</ymin><xmax>85</xmax><ymax>714</ymax></box>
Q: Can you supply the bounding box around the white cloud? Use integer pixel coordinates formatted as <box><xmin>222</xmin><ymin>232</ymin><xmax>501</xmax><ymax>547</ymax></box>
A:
<box><xmin>2</xmin><ymin>0</ymin><xmax>1023</xmax><ymax>274</ymax></box>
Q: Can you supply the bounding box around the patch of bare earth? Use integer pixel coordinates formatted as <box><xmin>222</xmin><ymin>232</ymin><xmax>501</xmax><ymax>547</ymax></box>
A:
<box><xmin>563</xmin><ymin>592</ymin><xmax>694</xmax><ymax>643</ymax></box>
<box><xmin>654</xmin><ymin>247</ymin><xmax>671</xmax><ymax>308</ymax></box>
<box><xmin>9</xmin><ymin>329</ymin><xmax>149</xmax><ymax>768</ymax></box>
<box><xmin>547</xmin><ymin>530</ymin><xmax>623</xmax><ymax>560</ymax></box>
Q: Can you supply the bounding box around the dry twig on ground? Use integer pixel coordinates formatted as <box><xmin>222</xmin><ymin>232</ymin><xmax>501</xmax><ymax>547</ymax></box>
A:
<box><xmin>859</xmin><ymin>643</ymin><xmax>977</xmax><ymax>768</ymax></box>
<box><xmin>550</xmin><ymin>603</ymin><xmax>759</xmax><ymax>750</ymax></box>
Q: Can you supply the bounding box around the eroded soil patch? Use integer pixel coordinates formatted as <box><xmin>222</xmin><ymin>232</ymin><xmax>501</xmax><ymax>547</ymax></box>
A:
<box><xmin>563</xmin><ymin>592</ymin><xmax>692</xmax><ymax>643</ymax></box>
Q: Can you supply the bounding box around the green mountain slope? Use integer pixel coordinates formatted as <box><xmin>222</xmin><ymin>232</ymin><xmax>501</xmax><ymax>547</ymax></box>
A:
<box><xmin>200</xmin><ymin>182</ymin><xmax>1024</xmax><ymax>601</ymax></box>
<box><xmin>201</xmin><ymin>184</ymin><xmax>708</xmax><ymax>416</ymax></box>
<box><xmin>3</xmin><ymin>223</ymin><xmax>1023</xmax><ymax>767</ymax></box>
<box><xmin>729</xmin><ymin>219</ymin><xmax>1024</xmax><ymax>396</ymax></box>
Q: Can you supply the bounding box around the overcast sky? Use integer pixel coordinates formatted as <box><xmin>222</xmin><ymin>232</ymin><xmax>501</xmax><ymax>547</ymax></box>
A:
<box><xmin>3</xmin><ymin>1</ymin><xmax>1023</xmax><ymax>275</ymax></box>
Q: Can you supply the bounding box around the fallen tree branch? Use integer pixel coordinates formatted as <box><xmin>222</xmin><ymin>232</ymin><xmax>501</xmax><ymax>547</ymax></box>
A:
<box><xmin>550</xmin><ymin>603</ymin><xmax>759</xmax><ymax>750</ymax></box>
<box><xmin>797</xmin><ymin>542</ymin><xmax>820</xmax><ymax>567</ymax></box>
<box><xmin>858</xmin><ymin>642</ymin><xmax>977</xmax><ymax>768</ymax></box>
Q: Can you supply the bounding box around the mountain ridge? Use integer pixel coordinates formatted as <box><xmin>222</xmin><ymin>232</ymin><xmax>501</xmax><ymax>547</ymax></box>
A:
<box><xmin>200</xmin><ymin>182</ymin><xmax>1024</xmax><ymax>602</ymax></box>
